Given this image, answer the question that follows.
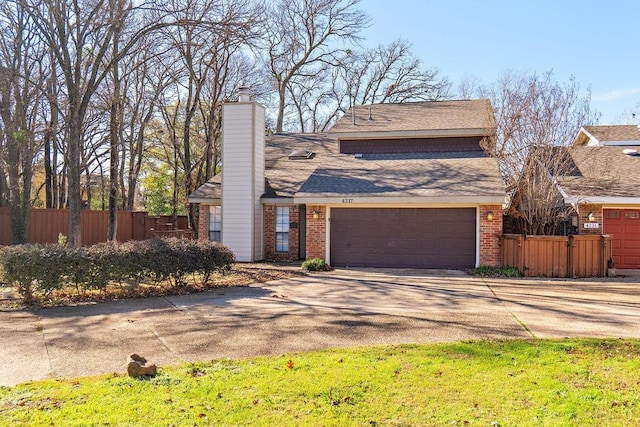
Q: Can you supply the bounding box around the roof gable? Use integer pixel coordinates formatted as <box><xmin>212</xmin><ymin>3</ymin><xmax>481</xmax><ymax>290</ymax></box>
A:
<box><xmin>574</xmin><ymin>125</ymin><xmax>640</xmax><ymax>146</ymax></box>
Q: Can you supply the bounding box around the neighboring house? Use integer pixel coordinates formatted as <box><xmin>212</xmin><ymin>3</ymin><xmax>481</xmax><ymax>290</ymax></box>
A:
<box><xmin>555</xmin><ymin>125</ymin><xmax>640</xmax><ymax>269</ymax></box>
<box><xmin>188</xmin><ymin>88</ymin><xmax>505</xmax><ymax>269</ymax></box>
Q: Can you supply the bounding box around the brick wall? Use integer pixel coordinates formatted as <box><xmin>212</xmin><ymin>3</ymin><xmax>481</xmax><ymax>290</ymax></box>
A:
<box><xmin>305</xmin><ymin>205</ymin><xmax>326</xmax><ymax>260</ymax></box>
<box><xmin>197</xmin><ymin>205</ymin><xmax>209</xmax><ymax>241</ymax></box>
<box><xmin>479</xmin><ymin>204</ymin><xmax>502</xmax><ymax>267</ymax></box>
<box><xmin>264</xmin><ymin>205</ymin><xmax>300</xmax><ymax>261</ymax></box>
<box><xmin>578</xmin><ymin>203</ymin><xmax>603</xmax><ymax>235</ymax></box>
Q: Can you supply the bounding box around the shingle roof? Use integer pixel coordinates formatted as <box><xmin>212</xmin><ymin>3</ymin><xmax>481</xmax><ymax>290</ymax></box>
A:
<box><xmin>188</xmin><ymin>133</ymin><xmax>338</xmax><ymax>201</ymax></box>
<box><xmin>329</xmin><ymin>100</ymin><xmax>495</xmax><ymax>135</ymax></box>
<box><xmin>556</xmin><ymin>145</ymin><xmax>640</xmax><ymax>198</ymax></box>
<box><xmin>189</xmin><ymin>101</ymin><xmax>504</xmax><ymax>203</ymax></box>
<box><xmin>263</xmin><ymin>133</ymin><xmax>337</xmax><ymax>197</ymax></box>
<box><xmin>187</xmin><ymin>175</ymin><xmax>221</xmax><ymax>201</ymax></box>
<box><xmin>189</xmin><ymin>134</ymin><xmax>505</xmax><ymax>202</ymax></box>
<box><xmin>296</xmin><ymin>152</ymin><xmax>504</xmax><ymax>199</ymax></box>
<box><xmin>583</xmin><ymin>125</ymin><xmax>640</xmax><ymax>142</ymax></box>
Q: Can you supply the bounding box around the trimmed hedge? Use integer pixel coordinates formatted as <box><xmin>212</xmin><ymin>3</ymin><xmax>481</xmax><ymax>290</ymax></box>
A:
<box><xmin>0</xmin><ymin>238</ymin><xmax>235</xmax><ymax>302</ymax></box>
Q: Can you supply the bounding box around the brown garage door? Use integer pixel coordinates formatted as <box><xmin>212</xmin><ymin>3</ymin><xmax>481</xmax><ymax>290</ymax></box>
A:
<box><xmin>330</xmin><ymin>208</ymin><xmax>476</xmax><ymax>269</ymax></box>
<box><xmin>604</xmin><ymin>209</ymin><xmax>640</xmax><ymax>269</ymax></box>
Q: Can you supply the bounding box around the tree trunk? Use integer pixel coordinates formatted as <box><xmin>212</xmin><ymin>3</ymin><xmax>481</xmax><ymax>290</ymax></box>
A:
<box><xmin>276</xmin><ymin>84</ymin><xmax>286</xmax><ymax>133</ymax></box>
<box><xmin>4</xmin><ymin>128</ymin><xmax>33</xmax><ymax>244</ymax></box>
<box><xmin>108</xmin><ymin>50</ymin><xmax>120</xmax><ymax>240</ymax></box>
<box><xmin>7</xmin><ymin>157</ymin><xmax>27</xmax><ymax>244</ymax></box>
<box><xmin>67</xmin><ymin>118</ymin><xmax>83</xmax><ymax>247</ymax></box>
<box><xmin>45</xmin><ymin>63</ymin><xmax>59</xmax><ymax>208</ymax></box>
<box><xmin>44</xmin><ymin>129</ymin><xmax>55</xmax><ymax>209</ymax></box>
<box><xmin>0</xmin><ymin>164</ymin><xmax>9</xmax><ymax>208</ymax></box>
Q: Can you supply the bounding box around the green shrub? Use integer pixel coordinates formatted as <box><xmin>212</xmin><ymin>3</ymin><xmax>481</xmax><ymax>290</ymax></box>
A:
<box><xmin>301</xmin><ymin>258</ymin><xmax>328</xmax><ymax>272</ymax></box>
<box><xmin>0</xmin><ymin>238</ymin><xmax>236</xmax><ymax>301</ymax></box>
<box><xmin>473</xmin><ymin>265</ymin><xmax>521</xmax><ymax>277</ymax></box>
<box><xmin>191</xmin><ymin>239</ymin><xmax>235</xmax><ymax>283</ymax></box>
<box><xmin>131</xmin><ymin>238</ymin><xmax>177</xmax><ymax>284</ymax></box>
<box><xmin>0</xmin><ymin>244</ymin><xmax>69</xmax><ymax>302</ymax></box>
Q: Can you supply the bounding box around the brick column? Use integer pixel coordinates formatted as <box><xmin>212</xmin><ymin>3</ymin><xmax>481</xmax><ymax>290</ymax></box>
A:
<box><xmin>306</xmin><ymin>205</ymin><xmax>326</xmax><ymax>260</ymax></box>
<box><xmin>197</xmin><ymin>205</ymin><xmax>209</xmax><ymax>241</ymax></box>
<box><xmin>288</xmin><ymin>206</ymin><xmax>300</xmax><ymax>260</ymax></box>
<box><xmin>479</xmin><ymin>204</ymin><xmax>502</xmax><ymax>267</ymax></box>
<box><xmin>264</xmin><ymin>205</ymin><xmax>275</xmax><ymax>257</ymax></box>
<box><xmin>578</xmin><ymin>204</ymin><xmax>603</xmax><ymax>235</ymax></box>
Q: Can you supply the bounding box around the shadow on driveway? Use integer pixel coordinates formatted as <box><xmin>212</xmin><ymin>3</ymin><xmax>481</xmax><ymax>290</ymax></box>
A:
<box><xmin>2</xmin><ymin>269</ymin><xmax>639</xmax><ymax>386</ymax></box>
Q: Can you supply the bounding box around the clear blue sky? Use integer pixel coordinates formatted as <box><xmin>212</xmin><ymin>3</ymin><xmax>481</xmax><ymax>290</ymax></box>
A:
<box><xmin>359</xmin><ymin>0</ymin><xmax>639</xmax><ymax>123</ymax></box>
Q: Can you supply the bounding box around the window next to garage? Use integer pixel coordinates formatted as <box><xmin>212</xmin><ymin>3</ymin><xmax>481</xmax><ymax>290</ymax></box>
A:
<box><xmin>209</xmin><ymin>205</ymin><xmax>221</xmax><ymax>242</ymax></box>
<box><xmin>275</xmin><ymin>206</ymin><xmax>289</xmax><ymax>252</ymax></box>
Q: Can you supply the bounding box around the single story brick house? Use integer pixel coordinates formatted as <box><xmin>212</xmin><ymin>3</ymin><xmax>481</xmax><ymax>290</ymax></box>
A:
<box><xmin>188</xmin><ymin>88</ymin><xmax>505</xmax><ymax>269</ymax></box>
<box><xmin>553</xmin><ymin>125</ymin><xmax>640</xmax><ymax>269</ymax></box>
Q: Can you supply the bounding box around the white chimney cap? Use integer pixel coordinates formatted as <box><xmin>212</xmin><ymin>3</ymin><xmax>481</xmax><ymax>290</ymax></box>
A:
<box><xmin>238</xmin><ymin>87</ymin><xmax>252</xmax><ymax>102</ymax></box>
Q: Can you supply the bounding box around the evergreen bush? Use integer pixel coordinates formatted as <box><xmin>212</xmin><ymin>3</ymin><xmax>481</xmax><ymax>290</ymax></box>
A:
<box><xmin>301</xmin><ymin>258</ymin><xmax>328</xmax><ymax>272</ymax></box>
<box><xmin>0</xmin><ymin>238</ymin><xmax>235</xmax><ymax>302</ymax></box>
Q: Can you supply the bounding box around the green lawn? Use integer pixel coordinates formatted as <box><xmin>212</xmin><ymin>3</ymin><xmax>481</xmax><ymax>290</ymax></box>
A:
<box><xmin>2</xmin><ymin>339</ymin><xmax>639</xmax><ymax>426</ymax></box>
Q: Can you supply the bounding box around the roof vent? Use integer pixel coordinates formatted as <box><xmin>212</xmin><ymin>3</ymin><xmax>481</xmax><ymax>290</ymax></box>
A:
<box><xmin>288</xmin><ymin>149</ymin><xmax>314</xmax><ymax>160</ymax></box>
<box><xmin>623</xmin><ymin>148</ymin><xmax>640</xmax><ymax>157</ymax></box>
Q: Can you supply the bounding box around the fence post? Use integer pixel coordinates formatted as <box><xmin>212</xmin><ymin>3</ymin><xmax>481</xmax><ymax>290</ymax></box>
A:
<box><xmin>601</xmin><ymin>235</ymin><xmax>610</xmax><ymax>277</ymax></box>
<box><xmin>567</xmin><ymin>235</ymin><xmax>574</xmax><ymax>278</ymax></box>
<box><xmin>517</xmin><ymin>235</ymin><xmax>525</xmax><ymax>276</ymax></box>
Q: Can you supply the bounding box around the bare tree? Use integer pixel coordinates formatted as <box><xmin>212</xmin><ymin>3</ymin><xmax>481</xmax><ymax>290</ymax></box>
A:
<box><xmin>477</xmin><ymin>70</ymin><xmax>598</xmax><ymax>234</ymax></box>
<box><xmin>118</xmin><ymin>46</ymin><xmax>172</xmax><ymax>211</ymax></box>
<box><xmin>0</xmin><ymin>2</ymin><xmax>48</xmax><ymax>243</ymax></box>
<box><xmin>106</xmin><ymin>0</ymin><xmax>128</xmax><ymax>240</ymax></box>
<box><xmin>42</xmin><ymin>48</ymin><xmax>64</xmax><ymax>209</ymax></box>
<box><xmin>269</xmin><ymin>38</ymin><xmax>450</xmax><ymax>133</ymax></box>
<box><xmin>347</xmin><ymin>39</ymin><xmax>450</xmax><ymax>105</ymax></box>
<box><xmin>13</xmin><ymin>0</ymin><xmax>140</xmax><ymax>246</ymax></box>
<box><xmin>263</xmin><ymin>0</ymin><xmax>370</xmax><ymax>133</ymax></box>
<box><xmin>14</xmin><ymin>0</ymin><xmax>257</xmax><ymax>245</ymax></box>
<box><xmin>199</xmin><ymin>52</ymin><xmax>267</xmax><ymax>181</ymax></box>
<box><xmin>616</xmin><ymin>101</ymin><xmax>640</xmax><ymax>124</ymax></box>
<box><xmin>283</xmin><ymin>40</ymin><xmax>450</xmax><ymax>132</ymax></box>
<box><xmin>319</xmin><ymin>39</ymin><xmax>450</xmax><ymax>131</ymax></box>
<box><xmin>152</xmin><ymin>0</ymin><xmax>262</xmax><ymax>231</ymax></box>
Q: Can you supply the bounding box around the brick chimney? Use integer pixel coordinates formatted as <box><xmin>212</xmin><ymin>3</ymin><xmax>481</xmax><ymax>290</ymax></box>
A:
<box><xmin>221</xmin><ymin>87</ymin><xmax>265</xmax><ymax>261</ymax></box>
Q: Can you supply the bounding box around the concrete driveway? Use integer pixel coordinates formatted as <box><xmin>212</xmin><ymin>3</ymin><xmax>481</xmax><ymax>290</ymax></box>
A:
<box><xmin>2</xmin><ymin>269</ymin><xmax>640</xmax><ymax>386</ymax></box>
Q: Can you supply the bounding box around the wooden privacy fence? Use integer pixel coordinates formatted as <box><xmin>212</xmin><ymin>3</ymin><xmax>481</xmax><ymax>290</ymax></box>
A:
<box><xmin>0</xmin><ymin>208</ymin><xmax>192</xmax><ymax>246</ymax></box>
<box><xmin>500</xmin><ymin>234</ymin><xmax>612</xmax><ymax>278</ymax></box>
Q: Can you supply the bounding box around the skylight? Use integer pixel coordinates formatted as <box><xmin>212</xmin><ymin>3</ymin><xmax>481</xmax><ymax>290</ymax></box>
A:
<box><xmin>288</xmin><ymin>149</ymin><xmax>314</xmax><ymax>160</ymax></box>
